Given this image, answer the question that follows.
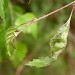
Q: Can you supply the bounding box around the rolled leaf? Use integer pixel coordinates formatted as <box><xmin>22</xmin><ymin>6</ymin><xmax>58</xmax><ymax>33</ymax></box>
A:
<box><xmin>26</xmin><ymin>9</ymin><xmax>73</xmax><ymax>68</ymax></box>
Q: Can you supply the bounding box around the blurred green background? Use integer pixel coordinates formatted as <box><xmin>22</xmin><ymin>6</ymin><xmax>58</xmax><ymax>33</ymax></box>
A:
<box><xmin>0</xmin><ymin>0</ymin><xmax>75</xmax><ymax>75</ymax></box>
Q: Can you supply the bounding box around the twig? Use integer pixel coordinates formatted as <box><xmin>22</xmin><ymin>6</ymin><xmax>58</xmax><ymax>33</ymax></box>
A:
<box><xmin>70</xmin><ymin>3</ymin><xmax>75</xmax><ymax>18</ymax></box>
<box><xmin>15</xmin><ymin>1</ymin><xmax>75</xmax><ymax>75</ymax></box>
<box><xmin>16</xmin><ymin>1</ymin><xmax>75</xmax><ymax>35</ymax></box>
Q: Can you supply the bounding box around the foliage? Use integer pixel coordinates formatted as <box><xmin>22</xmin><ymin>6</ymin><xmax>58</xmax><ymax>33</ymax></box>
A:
<box><xmin>26</xmin><ymin>13</ymin><xmax>72</xmax><ymax>67</ymax></box>
<box><xmin>0</xmin><ymin>0</ymin><xmax>75</xmax><ymax>75</ymax></box>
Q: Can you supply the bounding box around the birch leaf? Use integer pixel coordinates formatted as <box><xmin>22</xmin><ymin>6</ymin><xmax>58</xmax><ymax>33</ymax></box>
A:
<box><xmin>26</xmin><ymin>11</ymin><xmax>72</xmax><ymax>68</ymax></box>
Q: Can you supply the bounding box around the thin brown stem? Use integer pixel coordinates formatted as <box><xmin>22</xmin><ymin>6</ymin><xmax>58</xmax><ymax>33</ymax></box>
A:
<box><xmin>70</xmin><ymin>3</ymin><xmax>75</xmax><ymax>18</ymax></box>
<box><xmin>20</xmin><ymin>1</ymin><xmax>75</xmax><ymax>26</ymax></box>
<box><xmin>33</xmin><ymin>1</ymin><xmax>75</xmax><ymax>22</ymax></box>
<box><xmin>15</xmin><ymin>1</ymin><xmax>75</xmax><ymax>75</ymax></box>
<box><xmin>16</xmin><ymin>1</ymin><xmax>75</xmax><ymax>35</ymax></box>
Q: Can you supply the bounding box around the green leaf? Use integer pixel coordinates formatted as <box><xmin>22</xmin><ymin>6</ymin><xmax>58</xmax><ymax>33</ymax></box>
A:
<box><xmin>5</xmin><ymin>25</ymin><xmax>28</xmax><ymax>61</ymax></box>
<box><xmin>15</xmin><ymin>13</ymin><xmax>38</xmax><ymax>38</ymax></box>
<box><xmin>26</xmin><ymin>50</ymin><xmax>63</xmax><ymax>68</ymax></box>
<box><xmin>12</xmin><ymin>42</ymin><xmax>28</xmax><ymax>67</ymax></box>
<box><xmin>5</xmin><ymin>26</ymin><xmax>20</xmax><ymax>56</ymax></box>
<box><xmin>26</xmin><ymin>11</ymin><xmax>72</xmax><ymax>68</ymax></box>
<box><xmin>5</xmin><ymin>26</ymin><xmax>28</xmax><ymax>66</ymax></box>
<box><xmin>26</xmin><ymin>56</ymin><xmax>51</xmax><ymax>68</ymax></box>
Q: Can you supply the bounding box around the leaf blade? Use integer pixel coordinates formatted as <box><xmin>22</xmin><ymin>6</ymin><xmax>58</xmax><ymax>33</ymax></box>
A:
<box><xmin>26</xmin><ymin>10</ymin><xmax>73</xmax><ymax>68</ymax></box>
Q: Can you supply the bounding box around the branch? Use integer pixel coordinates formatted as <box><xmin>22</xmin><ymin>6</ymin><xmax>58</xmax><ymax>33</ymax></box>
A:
<box><xmin>16</xmin><ymin>1</ymin><xmax>75</xmax><ymax>35</ymax></box>
<box><xmin>15</xmin><ymin>1</ymin><xmax>75</xmax><ymax>75</ymax></box>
